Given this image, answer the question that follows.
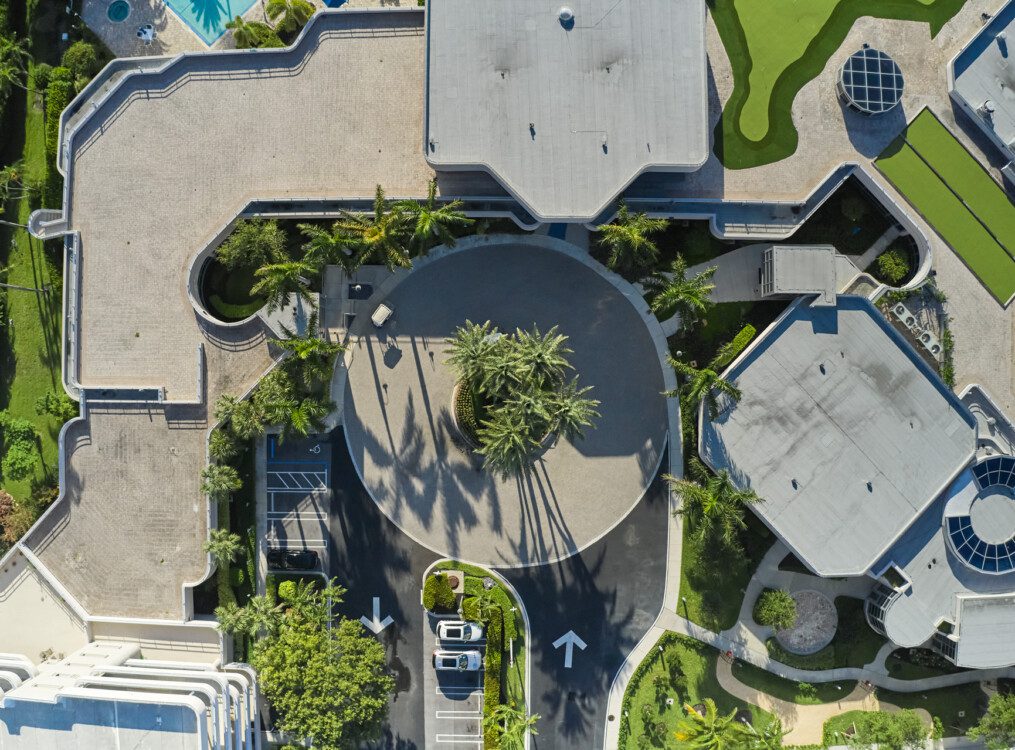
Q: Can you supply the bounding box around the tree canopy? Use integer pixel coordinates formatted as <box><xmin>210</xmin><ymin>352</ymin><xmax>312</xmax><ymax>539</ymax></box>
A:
<box><xmin>595</xmin><ymin>203</ymin><xmax>668</xmax><ymax>273</ymax></box>
<box><xmin>969</xmin><ymin>693</ymin><xmax>1015</xmax><ymax>750</ymax></box>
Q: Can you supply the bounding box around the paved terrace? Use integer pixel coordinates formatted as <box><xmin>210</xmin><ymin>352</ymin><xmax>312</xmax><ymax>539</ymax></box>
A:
<box><xmin>21</xmin><ymin>10</ymin><xmax>433</xmax><ymax>620</ymax></box>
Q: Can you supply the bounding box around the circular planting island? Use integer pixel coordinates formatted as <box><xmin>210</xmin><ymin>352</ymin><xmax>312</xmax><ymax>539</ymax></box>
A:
<box><xmin>342</xmin><ymin>237</ymin><xmax>668</xmax><ymax>567</ymax></box>
<box><xmin>775</xmin><ymin>590</ymin><xmax>837</xmax><ymax>655</ymax></box>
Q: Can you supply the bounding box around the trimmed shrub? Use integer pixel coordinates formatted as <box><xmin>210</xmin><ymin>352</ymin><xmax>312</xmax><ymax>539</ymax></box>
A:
<box><xmin>462</xmin><ymin>595</ymin><xmax>480</xmax><ymax>622</ymax></box>
<box><xmin>727</xmin><ymin>323</ymin><xmax>756</xmax><ymax>361</ymax></box>
<box><xmin>32</xmin><ymin>63</ymin><xmax>53</xmax><ymax>92</ymax></box>
<box><xmin>277</xmin><ymin>579</ymin><xmax>296</xmax><ymax>601</ymax></box>
<box><xmin>876</xmin><ymin>247</ymin><xmax>910</xmax><ymax>286</ymax></box>
<box><xmin>754</xmin><ymin>588</ymin><xmax>797</xmax><ymax>630</ymax></box>
<box><xmin>62</xmin><ymin>41</ymin><xmax>101</xmax><ymax>81</ymax></box>
<box><xmin>423</xmin><ymin>573</ymin><xmax>456</xmax><ymax>612</ymax></box>
<box><xmin>250</xmin><ymin>21</ymin><xmax>284</xmax><ymax>48</ymax></box>
<box><xmin>44</xmin><ymin>68</ymin><xmax>74</xmax><ymax>207</ymax></box>
<box><xmin>483</xmin><ymin>612</ymin><xmax>504</xmax><ymax>748</ymax></box>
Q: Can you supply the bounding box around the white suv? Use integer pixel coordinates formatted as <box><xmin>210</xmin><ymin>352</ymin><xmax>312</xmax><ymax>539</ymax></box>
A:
<box><xmin>436</xmin><ymin>620</ymin><xmax>484</xmax><ymax>643</ymax></box>
<box><xmin>433</xmin><ymin>650</ymin><xmax>482</xmax><ymax>672</ymax></box>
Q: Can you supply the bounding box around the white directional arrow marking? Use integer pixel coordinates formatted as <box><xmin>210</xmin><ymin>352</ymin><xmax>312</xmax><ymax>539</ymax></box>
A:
<box><xmin>552</xmin><ymin>630</ymin><xmax>587</xmax><ymax>669</ymax></box>
<box><xmin>359</xmin><ymin>597</ymin><xmax>394</xmax><ymax>635</ymax></box>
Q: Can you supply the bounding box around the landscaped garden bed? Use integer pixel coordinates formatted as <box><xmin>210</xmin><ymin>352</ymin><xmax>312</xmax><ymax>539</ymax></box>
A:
<box><xmin>427</xmin><ymin>560</ymin><xmax>528</xmax><ymax>748</ymax></box>
<box><xmin>731</xmin><ymin>660</ymin><xmax>855</xmax><ymax>705</ymax></box>
<box><xmin>763</xmin><ymin>596</ymin><xmax>884</xmax><ymax>670</ymax></box>
<box><xmin>885</xmin><ymin>647</ymin><xmax>969</xmax><ymax>680</ymax></box>
<box><xmin>617</xmin><ymin>633</ymin><xmax>771</xmax><ymax>750</ymax></box>
<box><xmin>200</xmin><ymin>258</ymin><xmax>266</xmax><ymax>322</ymax></box>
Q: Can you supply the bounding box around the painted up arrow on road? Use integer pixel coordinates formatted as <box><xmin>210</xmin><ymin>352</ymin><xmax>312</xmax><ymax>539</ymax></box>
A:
<box><xmin>359</xmin><ymin>597</ymin><xmax>394</xmax><ymax>635</ymax></box>
<box><xmin>552</xmin><ymin>630</ymin><xmax>587</xmax><ymax>669</ymax></box>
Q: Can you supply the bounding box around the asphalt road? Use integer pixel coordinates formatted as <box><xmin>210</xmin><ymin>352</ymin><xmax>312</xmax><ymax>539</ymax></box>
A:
<box><xmin>327</xmin><ymin>427</ymin><xmax>669</xmax><ymax>750</ymax></box>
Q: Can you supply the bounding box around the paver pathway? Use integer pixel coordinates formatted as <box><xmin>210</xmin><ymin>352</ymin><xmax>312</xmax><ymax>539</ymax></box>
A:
<box><xmin>715</xmin><ymin>658</ymin><xmax>932</xmax><ymax>745</ymax></box>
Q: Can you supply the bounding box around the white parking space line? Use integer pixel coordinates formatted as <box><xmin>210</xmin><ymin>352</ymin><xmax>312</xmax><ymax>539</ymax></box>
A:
<box><xmin>434</xmin><ymin>737</ymin><xmax>483</xmax><ymax>744</ymax></box>
<box><xmin>435</xmin><ymin>711</ymin><xmax>482</xmax><ymax>718</ymax></box>
<box><xmin>266</xmin><ymin>470</ymin><xmax>328</xmax><ymax>491</ymax></box>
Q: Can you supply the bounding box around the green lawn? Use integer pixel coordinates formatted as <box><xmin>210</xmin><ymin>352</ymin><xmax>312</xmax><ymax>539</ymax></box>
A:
<box><xmin>876</xmin><ymin>110</ymin><xmax>1015</xmax><ymax>303</ymax></box>
<box><xmin>711</xmin><ymin>0</ymin><xmax>965</xmax><ymax>168</ymax></box>
<box><xmin>730</xmin><ymin>660</ymin><xmax>855</xmax><ymax>705</ymax></box>
<box><xmin>677</xmin><ymin>514</ymin><xmax>774</xmax><ymax>631</ymax></box>
<box><xmin>620</xmin><ymin>633</ymin><xmax>771</xmax><ymax>750</ymax></box>
<box><xmin>0</xmin><ymin>71</ymin><xmax>64</xmax><ymax>508</ymax></box>
<box><xmin>764</xmin><ymin>597</ymin><xmax>885</xmax><ymax>670</ymax></box>
<box><xmin>884</xmin><ymin>648</ymin><xmax>969</xmax><ymax>681</ymax></box>
<box><xmin>825</xmin><ymin>682</ymin><xmax>985</xmax><ymax>739</ymax></box>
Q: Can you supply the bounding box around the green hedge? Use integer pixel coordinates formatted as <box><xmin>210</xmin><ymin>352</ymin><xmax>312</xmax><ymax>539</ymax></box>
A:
<box><xmin>44</xmin><ymin>68</ymin><xmax>74</xmax><ymax>207</ymax></box>
<box><xmin>483</xmin><ymin>612</ymin><xmax>504</xmax><ymax>748</ymax></box>
<box><xmin>423</xmin><ymin>573</ymin><xmax>456</xmax><ymax>612</ymax></box>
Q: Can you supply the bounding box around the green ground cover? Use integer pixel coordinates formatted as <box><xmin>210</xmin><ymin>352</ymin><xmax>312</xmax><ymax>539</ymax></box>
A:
<box><xmin>677</xmin><ymin>514</ymin><xmax>774</xmax><ymax>631</ymax></box>
<box><xmin>764</xmin><ymin>597</ymin><xmax>885</xmax><ymax>670</ymax></box>
<box><xmin>201</xmin><ymin>260</ymin><xmax>266</xmax><ymax>322</ymax></box>
<box><xmin>0</xmin><ymin>72</ymin><xmax>63</xmax><ymax>508</ymax></box>
<box><xmin>876</xmin><ymin>111</ymin><xmax>1015</xmax><ymax>303</ymax></box>
<box><xmin>711</xmin><ymin>0</ymin><xmax>965</xmax><ymax>169</ymax></box>
<box><xmin>730</xmin><ymin>660</ymin><xmax>855</xmax><ymax>704</ymax></box>
<box><xmin>885</xmin><ymin>648</ymin><xmax>969</xmax><ymax>681</ymax></box>
<box><xmin>619</xmin><ymin>633</ymin><xmax>770</xmax><ymax>750</ymax></box>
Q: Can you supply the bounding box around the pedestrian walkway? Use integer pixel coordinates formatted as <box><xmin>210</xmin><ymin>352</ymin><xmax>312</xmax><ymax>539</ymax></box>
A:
<box><xmin>715</xmin><ymin>657</ymin><xmax>930</xmax><ymax>745</ymax></box>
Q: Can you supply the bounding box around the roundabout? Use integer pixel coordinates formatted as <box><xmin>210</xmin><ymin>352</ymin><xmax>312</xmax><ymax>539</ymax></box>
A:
<box><xmin>341</xmin><ymin>236</ymin><xmax>669</xmax><ymax>567</ymax></box>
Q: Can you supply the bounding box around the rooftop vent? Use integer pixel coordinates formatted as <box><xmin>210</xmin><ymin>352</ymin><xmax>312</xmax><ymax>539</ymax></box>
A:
<box><xmin>559</xmin><ymin>6</ymin><xmax>575</xmax><ymax>27</ymax></box>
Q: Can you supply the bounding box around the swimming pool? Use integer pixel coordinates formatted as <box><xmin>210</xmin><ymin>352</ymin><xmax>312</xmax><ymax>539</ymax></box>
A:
<box><xmin>165</xmin><ymin>0</ymin><xmax>260</xmax><ymax>46</ymax></box>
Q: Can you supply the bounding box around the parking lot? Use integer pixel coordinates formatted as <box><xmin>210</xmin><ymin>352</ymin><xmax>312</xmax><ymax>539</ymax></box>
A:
<box><xmin>265</xmin><ymin>434</ymin><xmax>331</xmax><ymax>569</ymax></box>
<box><xmin>423</xmin><ymin>613</ymin><xmax>485</xmax><ymax>749</ymax></box>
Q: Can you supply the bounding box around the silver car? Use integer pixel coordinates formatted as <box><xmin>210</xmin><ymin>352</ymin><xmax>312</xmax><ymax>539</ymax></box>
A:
<box><xmin>433</xmin><ymin>649</ymin><xmax>482</xmax><ymax>671</ymax></box>
<box><xmin>436</xmin><ymin>620</ymin><xmax>484</xmax><ymax>643</ymax></box>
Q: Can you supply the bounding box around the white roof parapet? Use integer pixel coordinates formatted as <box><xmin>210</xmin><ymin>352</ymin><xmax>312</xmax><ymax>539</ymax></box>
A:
<box><xmin>424</xmin><ymin>0</ymin><xmax>709</xmax><ymax>220</ymax></box>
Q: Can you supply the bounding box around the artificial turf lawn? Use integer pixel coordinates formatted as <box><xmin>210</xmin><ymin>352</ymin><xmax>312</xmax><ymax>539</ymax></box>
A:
<box><xmin>621</xmin><ymin>634</ymin><xmax>770</xmax><ymax>750</ymax></box>
<box><xmin>876</xmin><ymin>110</ymin><xmax>1015</xmax><ymax>303</ymax></box>
<box><xmin>711</xmin><ymin>0</ymin><xmax>965</xmax><ymax>169</ymax></box>
<box><xmin>0</xmin><ymin>70</ymin><xmax>64</xmax><ymax>506</ymax></box>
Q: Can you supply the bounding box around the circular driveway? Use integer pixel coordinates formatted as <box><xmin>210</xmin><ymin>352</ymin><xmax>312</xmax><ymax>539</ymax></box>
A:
<box><xmin>342</xmin><ymin>237</ymin><xmax>668</xmax><ymax>567</ymax></box>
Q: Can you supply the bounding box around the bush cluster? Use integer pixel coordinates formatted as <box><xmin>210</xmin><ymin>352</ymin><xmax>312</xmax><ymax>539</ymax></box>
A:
<box><xmin>422</xmin><ymin>573</ymin><xmax>455</xmax><ymax>612</ymax></box>
<box><xmin>876</xmin><ymin>247</ymin><xmax>911</xmax><ymax>286</ymax></box>
<box><xmin>0</xmin><ymin>411</ymin><xmax>38</xmax><ymax>482</ymax></box>
<box><xmin>453</xmin><ymin>384</ymin><xmax>478</xmax><ymax>442</ymax></box>
<box><xmin>44</xmin><ymin>67</ymin><xmax>74</xmax><ymax>207</ymax></box>
<box><xmin>483</xmin><ymin>612</ymin><xmax>504</xmax><ymax>748</ymax></box>
<box><xmin>754</xmin><ymin>588</ymin><xmax>797</xmax><ymax>631</ymax></box>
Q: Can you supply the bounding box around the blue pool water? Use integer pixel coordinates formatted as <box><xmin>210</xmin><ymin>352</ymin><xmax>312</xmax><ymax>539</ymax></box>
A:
<box><xmin>166</xmin><ymin>0</ymin><xmax>260</xmax><ymax>46</ymax></box>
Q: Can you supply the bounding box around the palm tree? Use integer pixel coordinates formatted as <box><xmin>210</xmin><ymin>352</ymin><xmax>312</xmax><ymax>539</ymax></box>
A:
<box><xmin>550</xmin><ymin>379</ymin><xmax>601</xmax><ymax>442</ymax></box>
<box><xmin>200</xmin><ymin>463</ymin><xmax>242</xmax><ymax>500</ymax></box>
<box><xmin>214</xmin><ymin>601</ymin><xmax>247</xmax><ymax>635</ymax></box>
<box><xmin>446</xmin><ymin>320</ymin><xmax>500</xmax><ymax>391</ymax></box>
<box><xmin>395</xmin><ymin>178</ymin><xmax>473</xmax><ymax>256</ymax></box>
<box><xmin>674</xmin><ymin>699</ymin><xmax>751</xmax><ymax>750</ymax></box>
<box><xmin>298</xmin><ymin>223</ymin><xmax>363</xmax><ymax>273</ymax></box>
<box><xmin>667</xmin><ymin>355</ymin><xmax>742</xmax><ymax>420</ymax></box>
<box><xmin>0</xmin><ymin>36</ymin><xmax>31</xmax><ymax>93</ymax></box>
<box><xmin>644</xmin><ymin>254</ymin><xmax>717</xmax><ymax>323</ymax></box>
<box><xmin>666</xmin><ymin>460</ymin><xmax>761</xmax><ymax>552</ymax></box>
<box><xmin>0</xmin><ymin>162</ymin><xmax>34</xmax><ymax>203</ymax></box>
<box><xmin>226</xmin><ymin>16</ymin><xmax>257</xmax><ymax>48</ymax></box>
<box><xmin>335</xmin><ymin>185</ymin><xmax>412</xmax><ymax>270</ymax></box>
<box><xmin>513</xmin><ymin>325</ymin><xmax>572</xmax><ymax>388</ymax></box>
<box><xmin>208</xmin><ymin>428</ymin><xmax>242</xmax><ymax>463</ymax></box>
<box><xmin>203</xmin><ymin>528</ymin><xmax>242</xmax><ymax>565</ymax></box>
<box><xmin>483</xmin><ymin>702</ymin><xmax>539</xmax><ymax>750</ymax></box>
<box><xmin>252</xmin><ymin>369</ymin><xmax>298</xmax><ymax>426</ymax></box>
<box><xmin>748</xmin><ymin>717</ymin><xmax>787</xmax><ymax>750</ymax></box>
<box><xmin>282</xmin><ymin>396</ymin><xmax>330</xmax><ymax>441</ymax></box>
<box><xmin>240</xmin><ymin>594</ymin><xmax>285</xmax><ymax>638</ymax></box>
<box><xmin>272</xmin><ymin>311</ymin><xmax>346</xmax><ymax>390</ymax></box>
<box><xmin>265</xmin><ymin>0</ymin><xmax>314</xmax><ymax>34</ymax></box>
<box><xmin>477</xmin><ymin>406</ymin><xmax>539</xmax><ymax>477</ymax></box>
<box><xmin>251</xmin><ymin>260</ymin><xmax>315</xmax><ymax>314</ymax></box>
<box><xmin>595</xmin><ymin>203</ymin><xmax>668</xmax><ymax>273</ymax></box>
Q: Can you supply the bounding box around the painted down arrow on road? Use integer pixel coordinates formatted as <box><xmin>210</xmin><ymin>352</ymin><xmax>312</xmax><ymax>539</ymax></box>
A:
<box><xmin>552</xmin><ymin>630</ymin><xmax>587</xmax><ymax>669</ymax></box>
<box><xmin>360</xmin><ymin>597</ymin><xmax>394</xmax><ymax>635</ymax></box>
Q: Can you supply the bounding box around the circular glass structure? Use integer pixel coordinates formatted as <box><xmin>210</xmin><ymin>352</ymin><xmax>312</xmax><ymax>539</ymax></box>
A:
<box><xmin>946</xmin><ymin>456</ymin><xmax>1015</xmax><ymax>574</ymax></box>
<box><xmin>838</xmin><ymin>47</ymin><xmax>903</xmax><ymax>115</ymax></box>
<box><xmin>107</xmin><ymin>0</ymin><xmax>131</xmax><ymax>22</ymax></box>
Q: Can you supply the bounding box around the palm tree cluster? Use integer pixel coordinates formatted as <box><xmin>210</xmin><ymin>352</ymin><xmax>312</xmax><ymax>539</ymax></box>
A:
<box><xmin>666</xmin><ymin>458</ymin><xmax>760</xmax><ymax>554</ymax></box>
<box><xmin>446</xmin><ymin>321</ymin><xmax>600</xmax><ymax>476</ymax></box>
<box><xmin>0</xmin><ymin>34</ymin><xmax>31</xmax><ymax>97</ymax></box>
<box><xmin>674</xmin><ymin>699</ymin><xmax>786</xmax><ymax>750</ymax></box>
<box><xmin>216</xmin><ymin>577</ymin><xmax>345</xmax><ymax>641</ymax></box>
<box><xmin>482</xmin><ymin>702</ymin><xmax>539</xmax><ymax>750</ymax></box>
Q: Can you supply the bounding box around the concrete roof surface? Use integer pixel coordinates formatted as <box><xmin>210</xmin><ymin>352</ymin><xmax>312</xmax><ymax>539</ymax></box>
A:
<box><xmin>700</xmin><ymin>297</ymin><xmax>976</xmax><ymax>577</ymax></box>
<box><xmin>767</xmin><ymin>245</ymin><xmax>840</xmax><ymax>305</ymax></box>
<box><xmin>424</xmin><ymin>0</ymin><xmax>708</xmax><ymax>220</ymax></box>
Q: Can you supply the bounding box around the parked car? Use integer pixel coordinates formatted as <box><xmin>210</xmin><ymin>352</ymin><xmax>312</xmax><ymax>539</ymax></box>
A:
<box><xmin>284</xmin><ymin>549</ymin><xmax>319</xmax><ymax>570</ymax></box>
<box><xmin>437</xmin><ymin>620</ymin><xmax>484</xmax><ymax>643</ymax></box>
<box><xmin>433</xmin><ymin>650</ymin><xmax>482</xmax><ymax>672</ymax></box>
<box><xmin>266</xmin><ymin>548</ymin><xmax>287</xmax><ymax>570</ymax></box>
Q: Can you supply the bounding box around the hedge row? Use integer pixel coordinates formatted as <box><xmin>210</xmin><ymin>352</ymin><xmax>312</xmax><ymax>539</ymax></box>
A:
<box><xmin>483</xmin><ymin>611</ymin><xmax>504</xmax><ymax>748</ymax></box>
<box><xmin>44</xmin><ymin>67</ymin><xmax>74</xmax><ymax>207</ymax></box>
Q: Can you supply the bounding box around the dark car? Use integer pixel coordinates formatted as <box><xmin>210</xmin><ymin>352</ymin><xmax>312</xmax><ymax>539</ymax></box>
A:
<box><xmin>284</xmin><ymin>549</ymin><xmax>319</xmax><ymax>570</ymax></box>
<box><xmin>266</xmin><ymin>548</ymin><xmax>287</xmax><ymax>570</ymax></box>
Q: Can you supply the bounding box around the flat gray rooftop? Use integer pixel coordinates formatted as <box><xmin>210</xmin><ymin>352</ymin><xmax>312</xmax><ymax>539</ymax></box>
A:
<box><xmin>424</xmin><ymin>0</ymin><xmax>708</xmax><ymax>220</ymax></box>
<box><xmin>700</xmin><ymin>297</ymin><xmax>976</xmax><ymax>577</ymax></box>
<box><xmin>952</xmin><ymin>3</ymin><xmax>1015</xmax><ymax>158</ymax></box>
